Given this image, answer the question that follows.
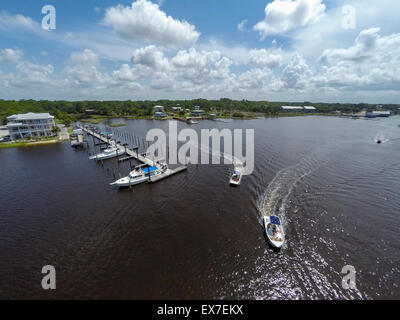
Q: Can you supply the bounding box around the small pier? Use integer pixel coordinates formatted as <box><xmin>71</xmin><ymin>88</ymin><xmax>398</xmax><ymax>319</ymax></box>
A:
<box><xmin>70</xmin><ymin>133</ymin><xmax>85</xmax><ymax>148</ymax></box>
<box><xmin>80</xmin><ymin>126</ymin><xmax>188</xmax><ymax>183</ymax></box>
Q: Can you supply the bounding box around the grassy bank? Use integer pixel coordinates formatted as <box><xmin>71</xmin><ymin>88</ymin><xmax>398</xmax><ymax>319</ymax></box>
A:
<box><xmin>109</xmin><ymin>122</ymin><xmax>126</xmax><ymax>127</ymax></box>
<box><xmin>0</xmin><ymin>139</ymin><xmax>60</xmax><ymax>149</ymax></box>
<box><xmin>0</xmin><ymin>142</ymin><xmax>28</xmax><ymax>149</ymax></box>
<box><xmin>81</xmin><ymin>116</ymin><xmax>109</xmax><ymax>124</ymax></box>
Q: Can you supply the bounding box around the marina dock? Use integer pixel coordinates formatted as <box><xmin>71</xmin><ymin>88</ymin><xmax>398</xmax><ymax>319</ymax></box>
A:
<box><xmin>80</xmin><ymin>125</ymin><xmax>188</xmax><ymax>183</ymax></box>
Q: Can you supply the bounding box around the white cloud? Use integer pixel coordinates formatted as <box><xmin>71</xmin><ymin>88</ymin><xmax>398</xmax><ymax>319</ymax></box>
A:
<box><xmin>103</xmin><ymin>0</ymin><xmax>200</xmax><ymax>48</ymax></box>
<box><xmin>0</xmin><ymin>60</ymin><xmax>54</xmax><ymax>90</ymax></box>
<box><xmin>237</xmin><ymin>20</ymin><xmax>248</xmax><ymax>32</ymax></box>
<box><xmin>281</xmin><ymin>53</ymin><xmax>312</xmax><ymax>89</ymax></box>
<box><xmin>0</xmin><ymin>11</ymin><xmax>41</xmax><ymax>32</ymax></box>
<box><xmin>65</xmin><ymin>49</ymin><xmax>110</xmax><ymax>88</ymax></box>
<box><xmin>171</xmin><ymin>48</ymin><xmax>233</xmax><ymax>84</ymax></box>
<box><xmin>69</xmin><ymin>49</ymin><xmax>100</xmax><ymax>67</ymax></box>
<box><xmin>112</xmin><ymin>64</ymin><xmax>138</xmax><ymax>82</ymax></box>
<box><xmin>236</xmin><ymin>68</ymin><xmax>275</xmax><ymax>90</ymax></box>
<box><xmin>131</xmin><ymin>45</ymin><xmax>169</xmax><ymax>70</ymax></box>
<box><xmin>319</xmin><ymin>28</ymin><xmax>380</xmax><ymax>64</ymax></box>
<box><xmin>249</xmin><ymin>49</ymin><xmax>282</xmax><ymax>68</ymax></box>
<box><xmin>316</xmin><ymin>28</ymin><xmax>400</xmax><ymax>90</ymax></box>
<box><xmin>0</xmin><ymin>48</ymin><xmax>23</xmax><ymax>64</ymax></box>
<box><xmin>196</xmin><ymin>38</ymin><xmax>253</xmax><ymax>65</ymax></box>
<box><xmin>254</xmin><ymin>0</ymin><xmax>325</xmax><ymax>38</ymax></box>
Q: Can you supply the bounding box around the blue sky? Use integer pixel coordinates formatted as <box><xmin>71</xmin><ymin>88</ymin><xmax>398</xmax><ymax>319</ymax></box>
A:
<box><xmin>0</xmin><ymin>0</ymin><xmax>399</xmax><ymax>103</ymax></box>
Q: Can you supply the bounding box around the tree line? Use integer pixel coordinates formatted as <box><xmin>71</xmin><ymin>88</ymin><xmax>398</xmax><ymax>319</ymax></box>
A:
<box><xmin>1</xmin><ymin>99</ymin><xmax>398</xmax><ymax>125</ymax></box>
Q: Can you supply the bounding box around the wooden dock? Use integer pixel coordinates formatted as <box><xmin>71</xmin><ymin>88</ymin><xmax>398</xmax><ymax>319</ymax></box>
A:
<box><xmin>149</xmin><ymin>165</ymin><xmax>188</xmax><ymax>183</ymax></box>
<box><xmin>80</xmin><ymin>126</ymin><xmax>188</xmax><ymax>183</ymax></box>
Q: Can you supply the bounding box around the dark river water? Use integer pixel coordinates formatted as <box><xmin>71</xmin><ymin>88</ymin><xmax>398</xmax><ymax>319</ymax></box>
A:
<box><xmin>0</xmin><ymin>116</ymin><xmax>399</xmax><ymax>300</ymax></box>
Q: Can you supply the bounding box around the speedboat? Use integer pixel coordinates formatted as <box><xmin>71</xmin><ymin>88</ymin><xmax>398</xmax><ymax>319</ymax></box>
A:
<box><xmin>186</xmin><ymin>118</ymin><xmax>198</xmax><ymax>124</ymax></box>
<box><xmin>89</xmin><ymin>146</ymin><xmax>125</xmax><ymax>161</ymax></box>
<box><xmin>377</xmin><ymin>140</ymin><xmax>382</xmax><ymax>144</ymax></box>
<box><xmin>110</xmin><ymin>166</ymin><xmax>162</xmax><ymax>188</ymax></box>
<box><xmin>229</xmin><ymin>171</ymin><xmax>242</xmax><ymax>186</ymax></box>
<box><xmin>263</xmin><ymin>215</ymin><xmax>285</xmax><ymax>249</ymax></box>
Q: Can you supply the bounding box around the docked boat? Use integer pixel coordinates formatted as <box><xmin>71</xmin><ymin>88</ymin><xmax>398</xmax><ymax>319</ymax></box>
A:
<box><xmin>110</xmin><ymin>166</ymin><xmax>162</xmax><ymax>187</ymax></box>
<box><xmin>229</xmin><ymin>171</ymin><xmax>242</xmax><ymax>186</ymax></box>
<box><xmin>89</xmin><ymin>145</ymin><xmax>125</xmax><ymax>161</ymax></box>
<box><xmin>263</xmin><ymin>215</ymin><xmax>285</xmax><ymax>249</ymax></box>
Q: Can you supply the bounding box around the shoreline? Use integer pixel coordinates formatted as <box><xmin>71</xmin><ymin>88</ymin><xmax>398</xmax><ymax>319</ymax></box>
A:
<box><xmin>0</xmin><ymin>139</ymin><xmax>60</xmax><ymax>149</ymax></box>
<box><xmin>80</xmin><ymin>113</ymin><xmax>337</xmax><ymax>124</ymax></box>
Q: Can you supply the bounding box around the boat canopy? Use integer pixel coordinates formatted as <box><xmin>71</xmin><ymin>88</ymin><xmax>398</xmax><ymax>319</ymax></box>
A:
<box><xmin>142</xmin><ymin>166</ymin><xmax>158</xmax><ymax>174</ymax></box>
<box><xmin>270</xmin><ymin>216</ymin><xmax>281</xmax><ymax>225</ymax></box>
<box><xmin>233</xmin><ymin>171</ymin><xmax>241</xmax><ymax>175</ymax></box>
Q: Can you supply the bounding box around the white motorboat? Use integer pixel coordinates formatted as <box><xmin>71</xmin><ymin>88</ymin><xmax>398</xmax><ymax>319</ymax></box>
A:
<box><xmin>186</xmin><ymin>118</ymin><xmax>198</xmax><ymax>124</ymax></box>
<box><xmin>110</xmin><ymin>166</ymin><xmax>162</xmax><ymax>187</ymax></box>
<box><xmin>89</xmin><ymin>146</ymin><xmax>125</xmax><ymax>161</ymax></box>
<box><xmin>229</xmin><ymin>170</ymin><xmax>242</xmax><ymax>186</ymax></box>
<box><xmin>263</xmin><ymin>215</ymin><xmax>285</xmax><ymax>249</ymax></box>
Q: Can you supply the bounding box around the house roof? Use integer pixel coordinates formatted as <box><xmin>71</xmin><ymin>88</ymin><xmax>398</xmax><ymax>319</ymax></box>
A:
<box><xmin>7</xmin><ymin>112</ymin><xmax>54</xmax><ymax>121</ymax></box>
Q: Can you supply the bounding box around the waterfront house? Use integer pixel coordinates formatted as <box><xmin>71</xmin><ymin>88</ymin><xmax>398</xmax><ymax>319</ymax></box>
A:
<box><xmin>0</xmin><ymin>125</ymin><xmax>9</xmax><ymax>139</ymax></box>
<box><xmin>190</xmin><ymin>110</ymin><xmax>206</xmax><ymax>117</ymax></box>
<box><xmin>153</xmin><ymin>105</ymin><xmax>165</xmax><ymax>113</ymax></box>
<box><xmin>154</xmin><ymin>111</ymin><xmax>167</xmax><ymax>119</ymax></box>
<box><xmin>6</xmin><ymin>112</ymin><xmax>56</xmax><ymax>140</ymax></box>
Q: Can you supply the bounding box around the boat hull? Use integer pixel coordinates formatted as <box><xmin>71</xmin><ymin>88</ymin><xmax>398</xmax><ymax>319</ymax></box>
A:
<box><xmin>263</xmin><ymin>216</ymin><xmax>285</xmax><ymax>249</ymax></box>
<box><xmin>110</xmin><ymin>176</ymin><xmax>149</xmax><ymax>187</ymax></box>
<box><xmin>110</xmin><ymin>169</ymin><xmax>163</xmax><ymax>188</ymax></box>
<box><xmin>89</xmin><ymin>150</ymin><xmax>125</xmax><ymax>161</ymax></box>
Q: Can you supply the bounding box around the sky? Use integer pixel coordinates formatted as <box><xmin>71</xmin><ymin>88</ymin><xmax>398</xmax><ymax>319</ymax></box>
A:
<box><xmin>0</xmin><ymin>0</ymin><xmax>399</xmax><ymax>103</ymax></box>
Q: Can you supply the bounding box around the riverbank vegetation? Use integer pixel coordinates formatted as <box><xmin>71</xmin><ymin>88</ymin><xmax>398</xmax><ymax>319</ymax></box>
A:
<box><xmin>0</xmin><ymin>137</ymin><xmax>59</xmax><ymax>149</ymax></box>
<box><xmin>1</xmin><ymin>99</ymin><xmax>399</xmax><ymax>125</ymax></box>
<box><xmin>109</xmin><ymin>122</ymin><xmax>126</xmax><ymax>127</ymax></box>
<box><xmin>0</xmin><ymin>141</ymin><xmax>28</xmax><ymax>149</ymax></box>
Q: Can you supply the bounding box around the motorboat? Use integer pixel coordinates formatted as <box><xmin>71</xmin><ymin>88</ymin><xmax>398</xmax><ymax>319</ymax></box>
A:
<box><xmin>229</xmin><ymin>171</ymin><xmax>242</xmax><ymax>186</ymax></box>
<box><xmin>377</xmin><ymin>140</ymin><xmax>382</xmax><ymax>144</ymax></box>
<box><xmin>263</xmin><ymin>215</ymin><xmax>285</xmax><ymax>249</ymax></box>
<box><xmin>110</xmin><ymin>166</ymin><xmax>162</xmax><ymax>187</ymax></box>
<box><xmin>186</xmin><ymin>118</ymin><xmax>198</xmax><ymax>124</ymax></box>
<box><xmin>89</xmin><ymin>146</ymin><xmax>125</xmax><ymax>161</ymax></box>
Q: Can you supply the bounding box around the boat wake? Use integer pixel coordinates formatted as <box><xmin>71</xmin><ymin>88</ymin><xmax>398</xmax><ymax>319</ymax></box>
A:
<box><xmin>374</xmin><ymin>135</ymin><xmax>390</xmax><ymax>144</ymax></box>
<box><xmin>165</xmin><ymin>133</ymin><xmax>245</xmax><ymax>170</ymax></box>
<box><xmin>257</xmin><ymin>152</ymin><xmax>328</xmax><ymax>239</ymax></box>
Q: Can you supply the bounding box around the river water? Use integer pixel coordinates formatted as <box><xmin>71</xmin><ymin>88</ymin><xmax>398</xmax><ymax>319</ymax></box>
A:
<box><xmin>0</xmin><ymin>116</ymin><xmax>399</xmax><ymax>299</ymax></box>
